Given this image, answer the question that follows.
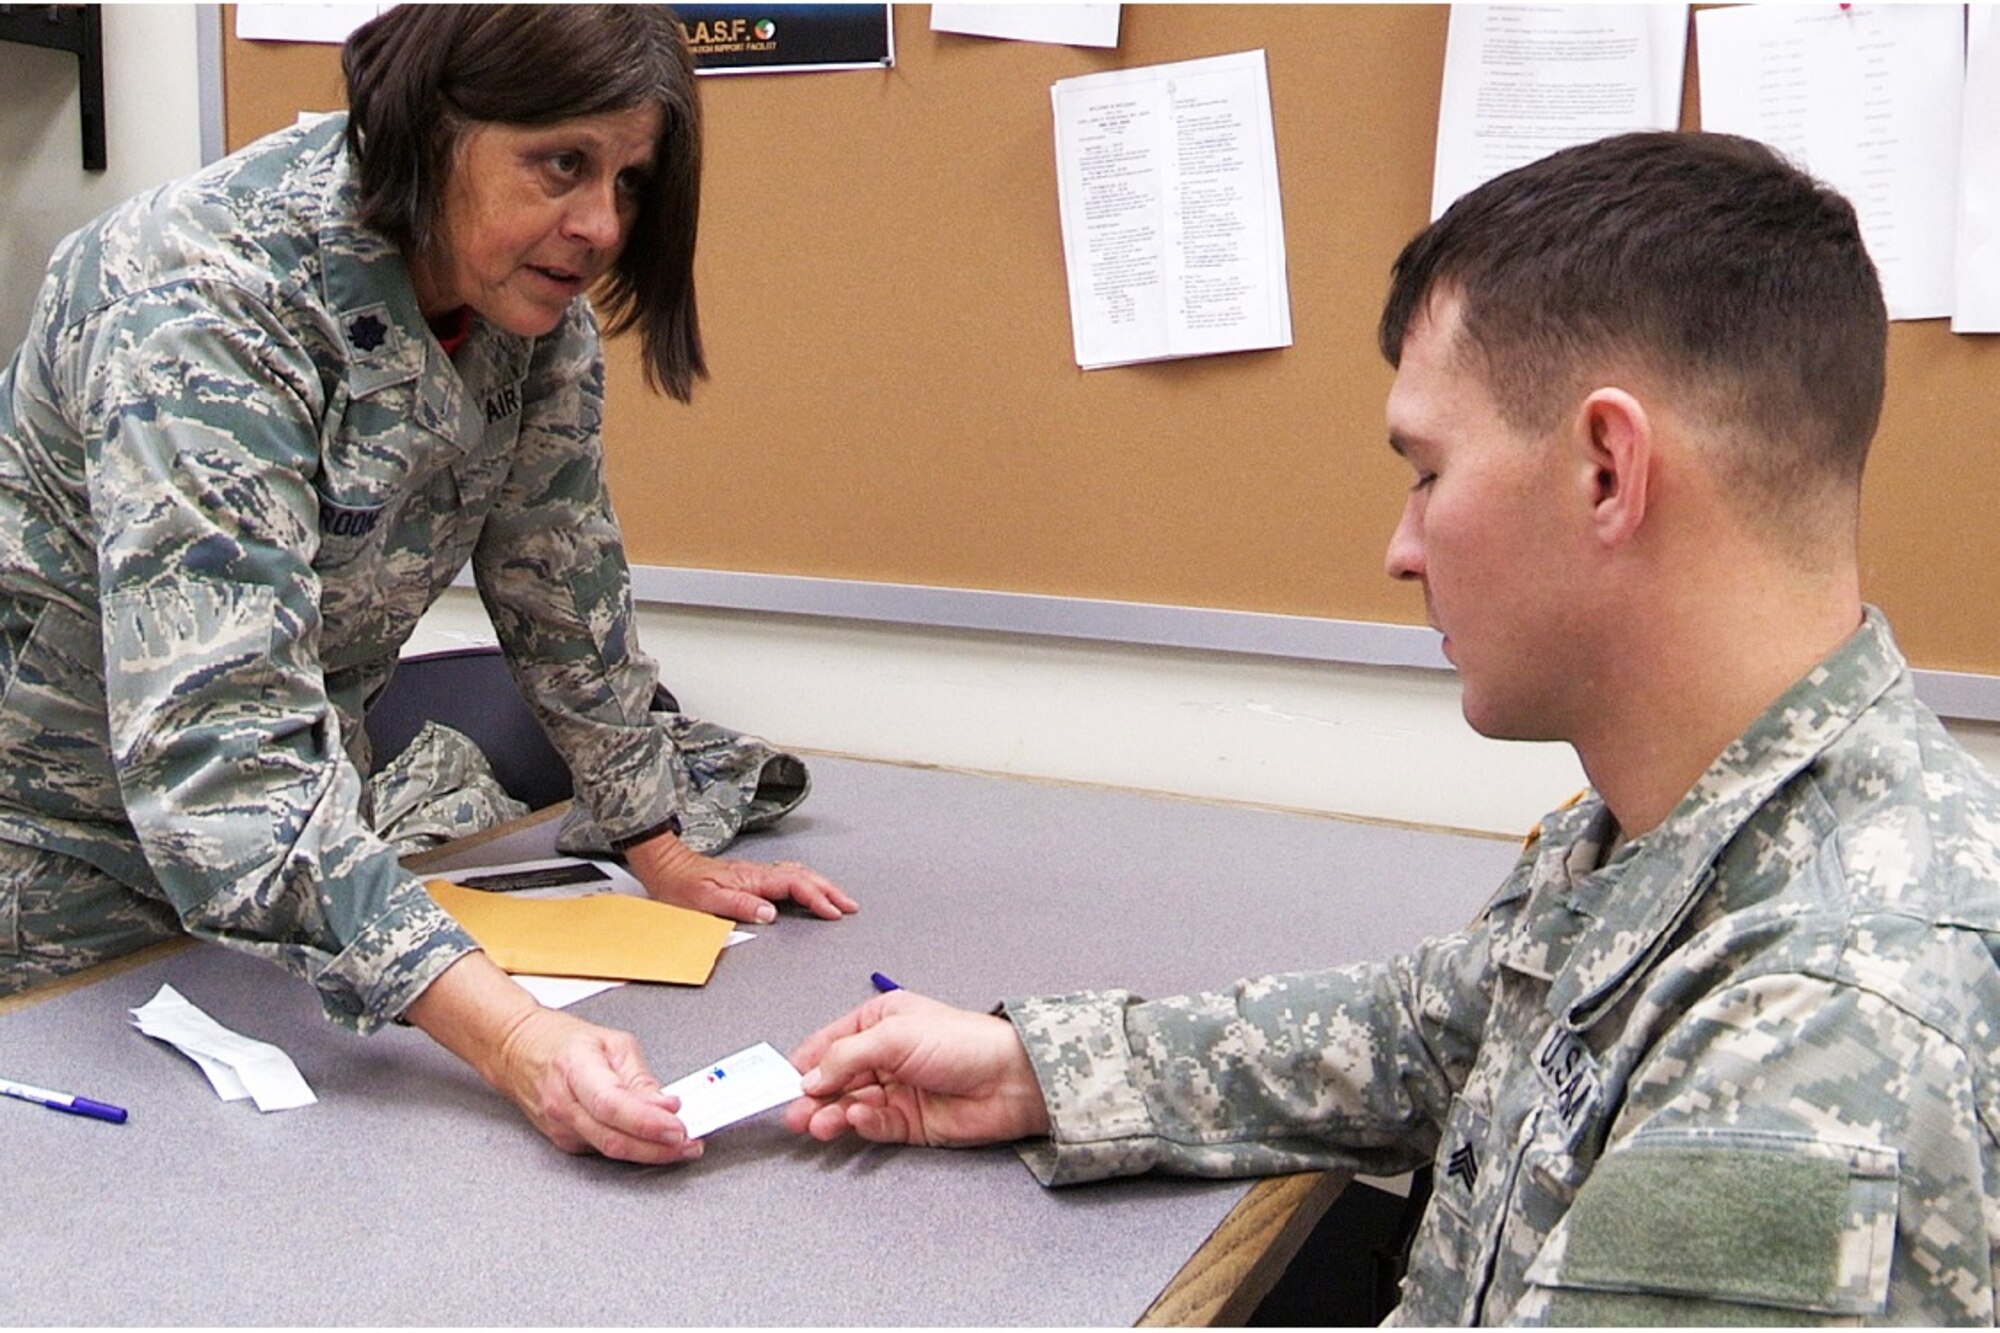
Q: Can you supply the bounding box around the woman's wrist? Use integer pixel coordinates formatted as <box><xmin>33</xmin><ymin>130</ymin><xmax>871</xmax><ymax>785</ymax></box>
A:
<box><xmin>609</xmin><ymin>812</ymin><xmax>683</xmax><ymax>852</ymax></box>
<box><xmin>622</xmin><ymin>825</ymin><xmax>707</xmax><ymax>895</ymax></box>
<box><xmin>404</xmin><ymin>952</ymin><xmax>544</xmax><ymax>1090</ymax></box>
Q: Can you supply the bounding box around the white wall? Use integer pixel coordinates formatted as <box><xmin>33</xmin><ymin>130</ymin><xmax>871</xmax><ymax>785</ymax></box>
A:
<box><xmin>0</xmin><ymin>5</ymin><xmax>205</xmax><ymax>349</ymax></box>
<box><xmin>409</xmin><ymin>588</ymin><xmax>2000</xmax><ymax>839</ymax></box>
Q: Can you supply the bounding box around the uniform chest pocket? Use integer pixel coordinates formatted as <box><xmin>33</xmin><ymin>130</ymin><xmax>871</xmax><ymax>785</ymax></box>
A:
<box><xmin>447</xmin><ymin>375</ymin><xmax>523</xmax><ymax>523</ymax></box>
<box><xmin>314</xmin><ymin>392</ymin><xmax>454</xmax><ymax>571</ymax></box>
<box><xmin>312</xmin><ymin>489</ymin><xmax>391</xmax><ymax>570</ymax></box>
<box><xmin>1521</xmin><ymin>1132</ymin><xmax>1590</xmax><ymax>1205</ymax></box>
<box><xmin>1522</xmin><ymin>1129</ymin><xmax>1898</xmax><ymax>1323</ymax></box>
<box><xmin>1397</xmin><ymin>1098</ymin><xmax>1497</xmax><ymax>1324</ymax></box>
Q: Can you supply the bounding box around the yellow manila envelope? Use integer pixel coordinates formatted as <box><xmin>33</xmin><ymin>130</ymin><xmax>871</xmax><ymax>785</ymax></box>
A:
<box><xmin>426</xmin><ymin>880</ymin><xmax>733</xmax><ymax>985</ymax></box>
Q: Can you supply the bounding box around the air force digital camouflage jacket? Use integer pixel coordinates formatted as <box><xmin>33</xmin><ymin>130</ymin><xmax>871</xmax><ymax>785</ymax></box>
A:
<box><xmin>0</xmin><ymin>115</ymin><xmax>801</xmax><ymax>1031</ymax></box>
<box><xmin>1005</xmin><ymin>610</ymin><xmax>2000</xmax><ymax>1323</ymax></box>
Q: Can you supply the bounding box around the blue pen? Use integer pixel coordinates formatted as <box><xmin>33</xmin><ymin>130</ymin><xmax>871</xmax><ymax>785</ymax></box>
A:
<box><xmin>870</xmin><ymin>971</ymin><xmax>901</xmax><ymax>993</ymax></box>
<box><xmin>0</xmin><ymin>1076</ymin><xmax>127</xmax><ymax>1125</ymax></box>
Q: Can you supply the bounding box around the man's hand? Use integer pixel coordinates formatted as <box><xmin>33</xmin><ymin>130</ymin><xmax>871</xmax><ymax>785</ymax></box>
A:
<box><xmin>625</xmin><ymin>829</ymin><xmax>857</xmax><ymax>924</ymax></box>
<box><xmin>406</xmin><ymin>952</ymin><xmax>702</xmax><ymax>1164</ymax></box>
<box><xmin>783</xmin><ymin>990</ymin><xmax>1052</xmax><ymax>1147</ymax></box>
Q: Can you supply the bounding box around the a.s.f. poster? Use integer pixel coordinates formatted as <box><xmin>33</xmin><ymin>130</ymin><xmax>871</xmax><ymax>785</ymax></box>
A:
<box><xmin>673</xmin><ymin>5</ymin><xmax>893</xmax><ymax>74</ymax></box>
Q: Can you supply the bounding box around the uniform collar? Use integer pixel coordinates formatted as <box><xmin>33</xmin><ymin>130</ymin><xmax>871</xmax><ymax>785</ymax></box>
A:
<box><xmin>1487</xmin><ymin>795</ymin><xmax>1610</xmax><ymax>982</ymax></box>
<box><xmin>1541</xmin><ymin>609</ymin><xmax>1906</xmax><ymax>1029</ymax></box>
<box><xmin>307</xmin><ymin>114</ymin><xmax>493</xmax><ymax>437</ymax></box>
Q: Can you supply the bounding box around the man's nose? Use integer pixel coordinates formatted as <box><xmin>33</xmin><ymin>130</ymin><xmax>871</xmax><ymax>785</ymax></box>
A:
<box><xmin>1384</xmin><ymin>498</ymin><xmax>1425</xmax><ymax>582</ymax></box>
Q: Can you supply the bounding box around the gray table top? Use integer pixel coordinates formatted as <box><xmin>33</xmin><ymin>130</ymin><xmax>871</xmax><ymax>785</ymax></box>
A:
<box><xmin>0</xmin><ymin>755</ymin><xmax>1518</xmax><ymax>1326</ymax></box>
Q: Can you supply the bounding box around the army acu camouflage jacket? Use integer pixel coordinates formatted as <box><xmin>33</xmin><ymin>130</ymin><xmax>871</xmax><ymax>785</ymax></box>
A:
<box><xmin>1007</xmin><ymin>610</ymin><xmax>2000</xmax><ymax>1323</ymax></box>
<box><xmin>0</xmin><ymin>115</ymin><xmax>797</xmax><ymax>1030</ymax></box>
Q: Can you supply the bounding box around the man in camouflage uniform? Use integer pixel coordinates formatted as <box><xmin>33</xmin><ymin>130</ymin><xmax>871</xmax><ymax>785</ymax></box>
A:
<box><xmin>785</xmin><ymin>133</ymin><xmax>2000</xmax><ymax>1322</ymax></box>
<box><xmin>0</xmin><ymin>56</ymin><xmax>849</xmax><ymax>1159</ymax></box>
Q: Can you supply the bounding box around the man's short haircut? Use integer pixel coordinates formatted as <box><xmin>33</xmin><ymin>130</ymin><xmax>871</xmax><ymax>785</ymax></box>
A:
<box><xmin>342</xmin><ymin>4</ymin><xmax>705</xmax><ymax>401</ymax></box>
<box><xmin>1379</xmin><ymin>132</ymin><xmax>1887</xmax><ymax>513</ymax></box>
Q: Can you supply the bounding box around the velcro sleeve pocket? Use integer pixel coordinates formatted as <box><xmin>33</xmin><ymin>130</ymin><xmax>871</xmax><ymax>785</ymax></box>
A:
<box><xmin>1524</xmin><ymin>1129</ymin><xmax>1897</xmax><ymax>1323</ymax></box>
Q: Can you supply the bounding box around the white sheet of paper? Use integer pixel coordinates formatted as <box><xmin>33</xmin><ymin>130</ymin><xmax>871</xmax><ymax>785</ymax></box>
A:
<box><xmin>235</xmin><ymin>3</ymin><xmax>384</xmax><ymax>45</ymax></box>
<box><xmin>931</xmin><ymin>3</ymin><xmax>1120</xmax><ymax>49</ymax></box>
<box><xmin>456</xmin><ymin>858</ymin><xmax>753</xmax><ymax>1008</ymax></box>
<box><xmin>1697</xmin><ymin>3</ymin><xmax>1965</xmax><ymax>321</ymax></box>
<box><xmin>184</xmin><ymin>1047</ymin><xmax>251</xmax><ymax>1103</ymax></box>
<box><xmin>662</xmin><ymin>1041</ymin><xmax>804</xmax><ymax>1140</ymax></box>
<box><xmin>512</xmin><ymin>975</ymin><xmax>625</xmax><ymax>1009</ymax></box>
<box><xmin>1431</xmin><ymin>4</ymin><xmax>1687</xmax><ymax>218</ymax></box>
<box><xmin>1051</xmin><ymin>49</ymin><xmax>1292</xmax><ymax>369</ymax></box>
<box><xmin>1954</xmin><ymin>6</ymin><xmax>2000</xmax><ymax>334</ymax></box>
<box><xmin>131</xmin><ymin>984</ymin><xmax>317</xmax><ymax>1112</ymax></box>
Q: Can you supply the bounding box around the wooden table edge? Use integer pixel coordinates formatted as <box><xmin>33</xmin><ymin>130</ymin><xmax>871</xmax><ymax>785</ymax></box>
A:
<box><xmin>1138</xmin><ymin>1168</ymin><xmax>1350</xmax><ymax>1326</ymax></box>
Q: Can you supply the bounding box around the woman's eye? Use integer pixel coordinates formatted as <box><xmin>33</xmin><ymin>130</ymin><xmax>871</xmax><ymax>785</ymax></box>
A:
<box><xmin>549</xmin><ymin>151</ymin><xmax>585</xmax><ymax>178</ymax></box>
<box><xmin>1410</xmin><ymin>471</ymin><xmax>1436</xmax><ymax>492</ymax></box>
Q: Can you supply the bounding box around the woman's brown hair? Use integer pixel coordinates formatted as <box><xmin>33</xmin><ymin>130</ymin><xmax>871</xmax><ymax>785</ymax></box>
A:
<box><xmin>342</xmin><ymin>5</ymin><xmax>705</xmax><ymax>400</ymax></box>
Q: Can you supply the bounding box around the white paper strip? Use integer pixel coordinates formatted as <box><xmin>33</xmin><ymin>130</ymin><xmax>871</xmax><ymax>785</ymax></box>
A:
<box><xmin>1953</xmin><ymin>6</ymin><xmax>2000</xmax><ymax>333</ymax></box>
<box><xmin>131</xmin><ymin>984</ymin><xmax>318</xmax><ymax>1113</ymax></box>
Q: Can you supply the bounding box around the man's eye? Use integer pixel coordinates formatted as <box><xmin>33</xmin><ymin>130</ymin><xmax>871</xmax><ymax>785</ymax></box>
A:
<box><xmin>1410</xmin><ymin>471</ymin><xmax>1436</xmax><ymax>492</ymax></box>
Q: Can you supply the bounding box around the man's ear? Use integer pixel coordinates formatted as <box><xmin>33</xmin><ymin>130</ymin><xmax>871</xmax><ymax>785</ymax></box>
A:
<box><xmin>1577</xmin><ymin>387</ymin><xmax>1652</xmax><ymax>548</ymax></box>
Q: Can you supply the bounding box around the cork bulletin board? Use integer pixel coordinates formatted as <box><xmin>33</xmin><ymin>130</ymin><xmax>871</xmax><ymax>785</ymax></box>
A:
<box><xmin>222</xmin><ymin>5</ymin><xmax>2000</xmax><ymax>676</ymax></box>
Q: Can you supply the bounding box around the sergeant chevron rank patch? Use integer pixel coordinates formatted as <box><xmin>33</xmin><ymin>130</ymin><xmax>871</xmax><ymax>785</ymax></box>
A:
<box><xmin>1445</xmin><ymin>1142</ymin><xmax>1480</xmax><ymax>1190</ymax></box>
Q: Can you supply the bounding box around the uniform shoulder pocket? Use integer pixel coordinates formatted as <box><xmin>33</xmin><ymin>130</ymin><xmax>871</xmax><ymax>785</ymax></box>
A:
<box><xmin>1523</xmin><ymin>1128</ymin><xmax>1897</xmax><ymax>1324</ymax></box>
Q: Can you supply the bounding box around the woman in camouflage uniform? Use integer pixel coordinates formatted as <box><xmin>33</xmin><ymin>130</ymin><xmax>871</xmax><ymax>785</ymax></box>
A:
<box><xmin>0</xmin><ymin>5</ymin><xmax>853</xmax><ymax>1161</ymax></box>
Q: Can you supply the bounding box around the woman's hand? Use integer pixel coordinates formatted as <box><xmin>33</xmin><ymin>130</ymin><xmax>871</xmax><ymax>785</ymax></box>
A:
<box><xmin>624</xmin><ymin>829</ymin><xmax>857</xmax><ymax>923</ymax></box>
<box><xmin>487</xmin><ymin>1005</ymin><xmax>702</xmax><ymax>1161</ymax></box>
<box><xmin>783</xmin><ymin>990</ymin><xmax>1052</xmax><ymax>1148</ymax></box>
<box><xmin>405</xmin><ymin>952</ymin><xmax>702</xmax><ymax>1163</ymax></box>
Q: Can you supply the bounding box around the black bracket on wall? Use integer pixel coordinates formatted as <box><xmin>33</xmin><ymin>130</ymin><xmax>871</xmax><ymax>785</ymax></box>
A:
<box><xmin>0</xmin><ymin>5</ymin><xmax>105</xmax><ymax>171</ymax></box>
